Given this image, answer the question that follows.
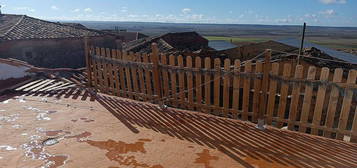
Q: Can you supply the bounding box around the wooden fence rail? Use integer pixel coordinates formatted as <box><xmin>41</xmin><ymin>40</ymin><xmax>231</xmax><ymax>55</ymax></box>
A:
<box><xmin>86</xmin><ymin>43</ymin><xmax>357</xmax><ymax>142</ymax></box>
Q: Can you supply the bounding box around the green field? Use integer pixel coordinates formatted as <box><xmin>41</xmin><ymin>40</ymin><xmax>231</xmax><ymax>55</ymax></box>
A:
<box><xmin>205</xmin><ymin>36</ymin><xmax>357</xmax><ymax>50</ymax></box>
<box><xmin>204</xmin><ymin>36</ymin><xmax>270</xmax><ymax>43</ymax></box>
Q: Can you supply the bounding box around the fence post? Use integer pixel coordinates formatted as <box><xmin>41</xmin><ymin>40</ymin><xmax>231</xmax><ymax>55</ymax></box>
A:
<box><xmin>257</xmin><ymin>49</ymin><xmax>271</xmax><ymax>129</ymax></box>
<box><xmin>151</xmin><ymin>43</ymin><xmax>162</xmax><ymax>102</ymax></box>
<box><xmin>84</xmin><ymin>36</ymin><xmax>92</xmax><ymax>87</ymax></box>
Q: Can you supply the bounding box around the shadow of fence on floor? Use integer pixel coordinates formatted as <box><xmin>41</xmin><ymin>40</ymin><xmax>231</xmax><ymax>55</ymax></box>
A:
<box><xmin>96</xmin><ymin>94</ymin><xmax>357</xmax><ymax>168</ymax></box>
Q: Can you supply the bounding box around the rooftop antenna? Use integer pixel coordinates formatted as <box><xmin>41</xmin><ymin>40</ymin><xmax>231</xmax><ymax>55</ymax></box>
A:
<box><xmin>297</xmin><ymin>22</ymin><xmax>307</xmax><ymax>65</ymax></box>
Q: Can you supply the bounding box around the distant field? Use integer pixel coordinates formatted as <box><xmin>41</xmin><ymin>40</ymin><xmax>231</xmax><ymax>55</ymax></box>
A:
<box><xmin>204</xmin><ymin>36</ymin><xmax>269</xmax><ymax>43</ymax></box>
<box><xmin>204</xmin><ymin>36</ymin><xmax>357</xmax><ymax>49</ymax></box>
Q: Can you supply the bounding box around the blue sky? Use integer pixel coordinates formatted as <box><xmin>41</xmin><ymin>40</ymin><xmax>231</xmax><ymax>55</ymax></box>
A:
<box><xmin>1</xmin><ymin>0</ymin><xmax>356</xmax><ymax>27</ymax></box>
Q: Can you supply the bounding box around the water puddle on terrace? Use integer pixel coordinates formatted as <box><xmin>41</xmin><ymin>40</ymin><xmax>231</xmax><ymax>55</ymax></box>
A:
<box><xmin>86</xmin><ymin>138</ymin><xmax>163</xmax><ymax>168</ymax></box>
<box><xmin>22</xmin><ymin>139</ymin><xmax>68</xmax><ymax>168</ymax></box>
<box><xmin>194</xmin><ymin>149</ymin><xmax>219</xmax><ymax>168</ymax></box>
<box><xmin>0</xmin><ymin>145</ymin><xmax>17</xmax><ymax>151</ymax></box>
<box><xmin>0</xmin><ymin>114</ymin><xmax>19</xmax><ymax>122</ymax></box>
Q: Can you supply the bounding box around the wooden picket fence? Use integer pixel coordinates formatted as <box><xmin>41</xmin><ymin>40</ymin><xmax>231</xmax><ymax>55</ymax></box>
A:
<box><xmin>85</xmin><ymin>43</ymin><xmax>357</xmax><ymax>142</ymax></box>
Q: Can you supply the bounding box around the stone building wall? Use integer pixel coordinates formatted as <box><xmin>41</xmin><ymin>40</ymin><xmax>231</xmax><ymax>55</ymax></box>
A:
<box><xmin>0</xmin><ymin>35</ymin><xmax>118</xmax><ymax>68</ymax></box>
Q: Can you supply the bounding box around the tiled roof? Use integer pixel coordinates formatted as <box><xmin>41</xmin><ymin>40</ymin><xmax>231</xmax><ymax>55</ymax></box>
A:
<box><xmin>276</xmin><ymin>38</ymin><xmax>357</xmax><ymax>64</ymax></box>
<box><xmin>0</xmin><ymin>14</ymin><xmax>105</xmax><ymax>41</ymax></box>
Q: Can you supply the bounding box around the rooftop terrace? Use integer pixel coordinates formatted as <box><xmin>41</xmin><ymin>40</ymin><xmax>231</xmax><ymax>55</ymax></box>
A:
<box><xmin>0</xmin><ymin>78</ymin><xmax>357</xmax><ymax>168</ymax></box>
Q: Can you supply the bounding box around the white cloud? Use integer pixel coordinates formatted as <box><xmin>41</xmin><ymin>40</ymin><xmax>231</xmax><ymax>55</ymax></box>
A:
<box><xmin>182</xmin><ymin>8</ymin><xmax>191</xmax><ymax>14</ymax></box>
<box><xmin>320</xmin><ymin>9</ymin><xmax>336</xmax><ymax>16</ymax></box>
<box><xmin>72</xmin><ymin>8</ymin><xmax>80</xmax><ymax>12</ymax></box>
<box><xmin>319</xmin><ymin>0</ymin><xmax>347</xmax><ymax>4</ymax></box>
<box><xmin>120</xmin><ymin>7</ymin><xmax>128</xmax><ymax>13</ymax></box>
<box><xmin>14</xmin><ymin>7</ymin><xmax>36</xmax><ymax>12</ymax></box>
<box><xmin>51</xmin><ymin>6</ymin><xmax>59</xmax><ymax>10</ymax></box>
<box><xmin>84</xmin><ymin>8</ymin><xmax>92</xmax><ymax>12</ymax></box>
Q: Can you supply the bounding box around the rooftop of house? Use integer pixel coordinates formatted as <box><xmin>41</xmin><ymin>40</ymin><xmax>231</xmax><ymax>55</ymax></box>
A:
<box><xmin>123</xmin><ymin>32</ymin><xmax>209</xmax><ymax>53</ymax></box>
<box><xmin>0</xmin><ymin>14</ymin><xmax>107</xmax><ymax>41</ymax></box>
<box><xmin>0</xmin><ymin>60</ymin><xmax>357</xmax><ymax>168</ymax></box>
<box><xmin>102</xmin><ymin>30</ymin><xmax>148</xmax><ymax>42</ymax></box>
<box><xmin>276</xmin><ymin>38</ymin><xmax>357</xmax><ymax>64</ymax></box>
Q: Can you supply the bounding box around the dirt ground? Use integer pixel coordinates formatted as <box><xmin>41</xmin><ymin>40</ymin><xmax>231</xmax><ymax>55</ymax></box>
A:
<box><xmin>0</xmin><ymin>91</ymin><xmax>357</xmax><ymax>168</ymax></box>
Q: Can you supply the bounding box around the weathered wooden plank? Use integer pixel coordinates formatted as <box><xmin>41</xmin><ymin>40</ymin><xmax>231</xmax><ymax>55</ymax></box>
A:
<box><xmin>101</xmin><ymin>48</ymin><xmax>109</xmax><ymax>94</ymax></box>
<box><xmin>299</xmin><ymin>66</ymin><xmax>317</xmax><ymax>133</ymax></box>
<box><xmin>187</xmin><ymin>56</ymin><xmax>194</xmax><ymax>110</ymax></box>
<box><xmin>223</xmin><ymin>59</ymin><xmax>231</xmax><ymax>117</ymax></box>
<box><xmin>123</xmin><ymin>51</ymin><xmax>133</xmax><ymax>99</ymax></box>
<box><xmin>111</xmin><ymin>49</ymin><xmax>120</xmax><ymax>96</ymax></box>
<box><xmin>117</xmin><ymin>49</ymin><xmax>126</xmax><ymax>97</ymax></box>
<box><xmin>337</xmin><ymin>70</ymin><xmax>357</xmax><ymax>140</ymax></box>
<box><xmin>106</xmin><ymin>48</ymin><xmax>115</xmax><ymax>95</ymax></box>
<box><xmin>258</xmin><ymin>49</ymin><xmax>271</xmax><ymax>122</ymax></box>
<box><xmin>311</xmin><ymin>67</ymin><xmax>330</xmax><ymax>135</ymax></box>
<box><xmin>204</xmin><ymin>57</ymin><xmax>212</xmax><ymax>113</ymax></box>
<box><xmin>151</xmin><ymin>43</ymin><xmax>162</xmax><ymax>102</ymax></box>
<box><xmin>287</xmin><ymin>65</ymin><xmax>304</xmax><ymax>131</ymax></box>
<box><xmin>213</xmin><ymin>58</ymin><xmax>221</xmax><ymax>115</ymax></box>
<box><xmin>96</xmin><ymin>47</ymin><xmax>103</xmax><ymax>91</ymax></box>
<box><xmin>130</xmin><ymin>52</ymin><xmax>139</xmax><ymax>100</ymax></box>
<box><xmin>161</xmin><ymin>54</ymin><xmax>170</xmax><ymax>98</ymax></box>
<box><xmin>232</xmin><ymin>60</ymin><xmax>241</xmax><ymax>119</ymax></box>
<box><xmin>242</xmin><ymin>61</ymin><xmax>252</xmax><ymax>121</ymax></box>
<box><xmin>277</xmin><ymin>63</ymin><xmax>292</xmax><ymax>128</ymax></box>
<box><xmin>195</xmin><ymin>57</ymin><xmax>203</xmax><ymax>111</ymax></box>
<box><xmin>137</xmin><ymin>53</ymin><xmax>146</xmax><ymax>100</ymax></box>
<box><xmin>350</xmin><ymin>107</ymin><xmax>357</xmax><ymax>142</ymax></box>
<box><xmin>169</xmin><ymin>54</ymin><xmax>178</xmax><ymax>107</ymax></box>
<box><xmin>178</xmin><ymin>55</ymin><xmax>185</xmax><ymax>108</ymax></box>
<box><xmin>324</xmin><ymin>68</ymin><xmax>343</xmax><ymax>138</ymax></box>
<box><xmin>143</xmin><ymin>53</ymin><xmax>152</xmax><ymax>100</ymax></box>
<box><xmin>266</xmin><ymin>63</ymin><xmax>279</xmax><ymax>125</ymax></box>
<box><xmin>252</xmin><ymin>61</ymin><xmax>263</xmax><ymax>122</ymax></box>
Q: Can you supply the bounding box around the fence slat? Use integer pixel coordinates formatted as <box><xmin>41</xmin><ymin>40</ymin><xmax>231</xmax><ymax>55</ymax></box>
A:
<box><xmin>178</xmin><ymin>55</ymin><xmax>185</xmax><ymax>108</ymax></box>
<box><xmin>351</xmin><ymin>107</ymin><xmax>357</xmax><ymax>142</ymax></box>
<box><xmin>151</xmin><ymin>44</ymin><xmax>162</xmax><ymax>101</ymax></box>
<box><xmin>242</xmin><ymin>61</ymin><xmax>252</xmax><ymax>121</ymax></box>
<box><xmin>232</xmin><ymin>60</ymin><xmax>241</xmax><ymax>119</ymax></box>
<box><xmin>106</xmin><ymin>48</ymin><xmax>115</xmax><ymax>94</ymax></box>
<box><xmin>252</xmin><ymin>62</ymin><xmax>263</xmax><ymax>122</ymax></box>
<box><xmin>130</xmin><ymin>52</ymin><xmax>139</xmax><ymax>100</ymax></box>
<box><xmin>223</xmin><ymin>59</ymin><xmax>231</xmax><ymax>117</ymax></box>
<box><xmin>187</xmin><ymin>56</ymin><xmax>194</xmax><ymax>110</ymax></box>
<box><xmin>277</xmin><ymin>63</ymin><xmax>292</xmax><ymax>128</ymax></box>
<box><xmin>214</xmin><ymin>58</ymin><xmax>221</xmax><ymax>115</ymax></box>
<box><xmin>143</xmin><ymin>53</ymin><xmax>152</xmax><ymax>100</ymax></box>
<box><xmin>311</xmin><ymin>67</ymin><xmax>330</xmax><ymax>135</ymax></box>
<box><xmin>337</xmin><ymin>70</ymin><xmax>357</xmax><ymax>140</ymax></box>
<box><xmin>195</xmin><ymin>57</ymin><xmax>203</xmax><ymax>111</ymax></box>
<box><xmin>111</xmin><ymin>49</ymin><xmax>119</xmax><ymax>96</ymax></box>
<box><xmin>96</xmin><ymin>47</ymin><xmax>105</xmax><ymax>92</ymax></box>
<box><xmin>324</xmin><ymin>68</ymin><xmax>343</xmax><ymax>138</ymax></box>
<box><xmin>266</xmin><ymin>63</ymin><xmax>279</xmax><ymax>125</ymax></box>
<box><xmin>288</xmin><ymin>65</ymin><xmax>304</xmax><ymax>130</ymax></box>
<box><xmin>204</xmin><ymin>57</ymin><xmax>212</xmax><ymax>113</ymax></box>
<box><xmin>161</xmin><ymin>54</ymin><xmax>170</xmax><ymax>98</ymax></box>
<box><xmin>101</xmin><ymin>48</ymin><xmax>109</xmax><ymax>94</ymax></box>
<box><xmin>138</xmin><ymin>53</ymin><xmax>146</xmax><ymax>99</ymax></box>
<box><xmin>92</xmin><ymin>47</ymin><xmax>99</xmax><ymax>90</ymax></box>
<box><xmin>169</xmin><ymin>55</ymin><xmax>178</xmax><ymax>107</ymax></box>
<box><xmin>117</xmin><ymin>50</ymin><xmax>126</xmax><ymax>97</ymax></box>
<box><xmin>124</xmin><ymin>51</ymin><xmax>133</xmax><ymax>99</ymax></box>
<box><xmin>299</xmin><ymin>66</ymin><xmax>317</xmax><ymax>133</ymax></box>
